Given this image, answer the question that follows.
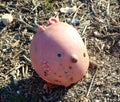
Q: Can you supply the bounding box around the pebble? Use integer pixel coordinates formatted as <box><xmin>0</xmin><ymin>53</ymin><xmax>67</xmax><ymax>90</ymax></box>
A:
<box><xmin>1</xmin><ymin>14</ymin><xmax>14</xmax><ymax>25</ymax></box>
<box><xmin>71</xmin><ymin>19</ymin><xmax>80</xmax><ymax>26</ymax></box>
<box><xmin>60</xmin><ymin>6</ymin><xmax>77</xmax><ymax>14</ymax></box>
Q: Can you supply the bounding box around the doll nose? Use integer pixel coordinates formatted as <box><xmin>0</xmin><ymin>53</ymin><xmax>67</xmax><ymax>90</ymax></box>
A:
<box><xmin>71</xmin><ymin>54</ymin><xmax>78</xmax><ymax>63</ymax></box>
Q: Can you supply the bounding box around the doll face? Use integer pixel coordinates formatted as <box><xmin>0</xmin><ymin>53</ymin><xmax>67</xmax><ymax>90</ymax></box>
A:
<box><xmin>30</xmin><ymin>17</ymin><xmax>89</xmax><ymax>87</ymax></box>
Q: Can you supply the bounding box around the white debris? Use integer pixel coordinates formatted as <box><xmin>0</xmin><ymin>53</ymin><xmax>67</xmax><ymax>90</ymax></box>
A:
<box><xmin>94</xmin><ymin>99</ymin><xmax>100</xmax><ymax>102</ymax></box>
<box><xmin>1</xmin><ymin>14</ymin><xmax>14</xmax><ymax>25</ymax></box>
<box><xmin>30</xmin><ymin>35</ymin><xmax>33</xmax><ymax>41</ymax></box>
<box><xmin>60</xmin><ymin>6</ymin><xmax>77</xmax><ymax>14</ymax></box>
<box><xmin>17</xmin><ymin>90</ymin><xmax>20</xmax><ymax>94</ymax></box>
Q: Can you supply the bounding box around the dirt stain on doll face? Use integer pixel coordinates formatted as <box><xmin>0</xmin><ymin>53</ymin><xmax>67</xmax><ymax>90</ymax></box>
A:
<box><xmin>69</xmin><ymin>66</ymin><xmax>72</xmax><ymax>69</ymax></box>
<box><xmin>43</xmin><ymin>69</ymin><xmax>50</xmax><ymax>77</ymax></box>
<box><xmin>69</xmin><ymin>77</ymin><xmax>73</xmax><ymax>82</ymax></box>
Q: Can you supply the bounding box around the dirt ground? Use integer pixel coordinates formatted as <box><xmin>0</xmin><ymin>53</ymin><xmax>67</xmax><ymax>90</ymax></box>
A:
<box><xmin>0</xmin><ymin>0</ymin><xmax>120</xmax><ymax>102</ymax></box>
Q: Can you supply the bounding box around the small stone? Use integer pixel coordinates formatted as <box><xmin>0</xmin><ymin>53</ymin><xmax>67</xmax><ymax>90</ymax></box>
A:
<box><xmin>71</xmin><ymin>19</ymin><xmax>80</xmax><ymax>26</ymax></box>
<box><xmin>1</xmin><ymin>14</ymin><xmax>14</xmax><ymax>25</ymax></box>
<box><xmin>60</xmin><ymin>6</ymin><xmax>77</xmax><ymax>14</ymax></box>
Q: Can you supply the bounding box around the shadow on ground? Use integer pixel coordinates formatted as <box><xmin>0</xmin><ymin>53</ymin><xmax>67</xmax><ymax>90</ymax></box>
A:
<box><xmin>0</xmin><ymin>71</ymin><xmax>70</xmax><ymax>102</ymax></box>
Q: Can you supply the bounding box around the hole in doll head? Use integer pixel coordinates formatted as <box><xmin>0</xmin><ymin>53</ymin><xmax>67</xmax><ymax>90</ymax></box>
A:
<box><xmin>83</xmin><ymin>53</ymin><xmax>86</xmax><ymax>58</ymax></box>
<box><xmin>57</xmin><ymin>53</ymin><xmax>62</xmax><ymax>58</ymax></box>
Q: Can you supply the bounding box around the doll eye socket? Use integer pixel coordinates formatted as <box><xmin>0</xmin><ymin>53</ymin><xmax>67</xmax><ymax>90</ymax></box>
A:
<box><xmin>57</xmin><ymin>53</ymin><xmax>62</xmax><ymax>58</ymax></box>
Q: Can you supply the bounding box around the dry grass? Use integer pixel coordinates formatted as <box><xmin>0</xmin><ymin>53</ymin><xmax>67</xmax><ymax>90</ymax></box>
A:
<box><xmin>0</xmin><ymin>0</ymin><xmax>120</xmax><ymax>102</ymax></box>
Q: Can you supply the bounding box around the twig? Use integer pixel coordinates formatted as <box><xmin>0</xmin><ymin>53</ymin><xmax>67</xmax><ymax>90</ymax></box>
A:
<box><xmin>81</xmin><ymin>25</ymin><xmax>88</xmax><ymax>35</ymax></box>
<box><xmin>71</xmin><ymin>3</ymin><xmax>84</xmax><ymax>22</ymax></box>
<box><xmin>17</xmin><ymin>15</ymin><xmax>38</xmax><ymax>32</ymax></box>
<box><xmin>5</xmin><ymin>63</ymin><xmax>22</xmax><ymax>75</ymax></box>
<box><xmin>107</xmin><ymin>0</ymin><xmax>110</xmax><ymax>16</ymax></box>
<box><xmin>34</xmin><ymin>8</ymin><xmax>39</xmax><ymax>27</ymax></box>
<box><xmin>86</xmin><ymin>69</ymin><xmax>97</xmax><ymax>97</ymax></box>
<box><xmin>25</xmin><ymin>65</ymin><xmax>28</xmax><ymax>76</ymax></box>
<box><xmin>0</xmin><ymin>4</ymin><xmax>11</xmax><ymax>13</ymax></box>
<box><xmin>22</xmin><ymin>55</ymin><xmax>31</xmax><ymax>63</ymax></box>
<box><xmin>93</xmin><ymin>33</ymin><xmax>120</xmax><ymax>39</ymax></box>
<box><xmin>0</xmin><ymin>25</ymin><xmax>9</xmax><ymax>34</ymax></box>
<box><xmin>13</xmin><ymin>50</ymin><xmax>24</xmax><ymax>58</ymax></box>
<box><xmin>90</xmin><ymin>3</ymin><xmax>96</xmax><ymax>16</ymax></box>
<box><xmin>0</xmin><ymin>73</ymin><xmax>7</xmax><ymax>79</ymax></box>
<box><xmin>22</xmin><ymin>65</ymin><xmax>25</xmax><ymax>77</ymax></box>
<box><xmin>32</xmin><ymin>2</ymin><xmax>40</xmax><ymax>11</ymax></box>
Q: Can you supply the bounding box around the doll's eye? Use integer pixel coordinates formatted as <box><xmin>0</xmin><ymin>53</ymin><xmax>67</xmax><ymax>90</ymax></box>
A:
<box><xmin>57</xmin><ymin>53</ymin><xmax>62</xmax><ymax>58</ymax></box>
